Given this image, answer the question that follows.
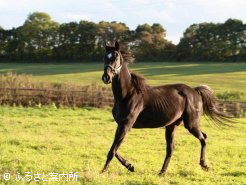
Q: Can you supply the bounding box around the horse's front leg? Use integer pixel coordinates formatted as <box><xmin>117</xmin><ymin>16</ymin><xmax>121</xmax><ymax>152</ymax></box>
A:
<box><xmin>102</xmin><ymin>108</ymin><xmax>141</xmax><ymax>173</ymax></box>
<box><xmin>102</xmin><ymin>124</ymin><xmax>129</xmax><ymax>173</ymax></box>
<box><xmin>115</xmin><ymin>152</ymin><xmax>134</xmax><ymax>172</ymax></box>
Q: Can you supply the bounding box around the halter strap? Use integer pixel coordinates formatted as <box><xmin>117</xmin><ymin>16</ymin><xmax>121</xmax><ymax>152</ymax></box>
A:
<box><xmin>104</xmin><ymin>51</ymin><xmax>123</xmax><ymax>75</ymax></box>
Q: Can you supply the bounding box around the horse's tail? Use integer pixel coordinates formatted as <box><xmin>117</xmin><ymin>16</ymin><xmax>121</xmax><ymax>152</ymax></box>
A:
<box><xmin>194</xmin><ymin>85</ymin><xmax>232</xmax><ymax>125</ymax></box>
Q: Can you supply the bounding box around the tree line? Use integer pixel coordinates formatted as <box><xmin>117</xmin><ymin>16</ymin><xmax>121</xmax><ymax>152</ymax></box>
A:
<box><xmin>0</xmin><ymin>12</ymin><xmax>245</xmax><ymax>62</ymax></box>
<box><xmin>177</xmin><ymin>19</ymin><xmax>246</xmax><ymax>61</ymax></box>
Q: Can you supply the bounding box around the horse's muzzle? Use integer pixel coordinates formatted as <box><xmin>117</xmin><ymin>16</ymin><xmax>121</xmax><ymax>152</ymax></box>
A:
<box><xmin>102</xmin><ymin>73</ymin><xmax>112</xmax><ymax>84</ymax></box>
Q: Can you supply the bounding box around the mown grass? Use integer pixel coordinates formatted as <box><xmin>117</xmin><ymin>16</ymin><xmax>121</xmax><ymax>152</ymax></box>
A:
<box><xmin>0</xmin><ymin>62</ymin><xmax>245</xmax><ymax>100</ymax></box>
<box><xmin>0</xmin><ymin>106</ymin><xmax>245</xmax><ymax>184</ymax></box>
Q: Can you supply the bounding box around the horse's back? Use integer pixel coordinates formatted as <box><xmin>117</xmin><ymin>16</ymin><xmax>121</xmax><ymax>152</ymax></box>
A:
<box><xmin>133</xmin><ymin>83</ymin><xmax>192</xmax><ymax>128</ymax></box>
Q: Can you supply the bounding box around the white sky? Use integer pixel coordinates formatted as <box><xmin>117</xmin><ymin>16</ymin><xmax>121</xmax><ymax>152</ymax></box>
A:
<box><xmin>0</xmin><ymin>0</ymin><xmax>246</xmax><ymax>44</ymax></box>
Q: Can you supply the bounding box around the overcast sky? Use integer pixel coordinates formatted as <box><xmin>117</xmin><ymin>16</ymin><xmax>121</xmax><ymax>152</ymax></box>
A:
<box><xmin>0</xmin><ymin>0</ymin><xmax>245</xmax><ymax>44</ymax></box>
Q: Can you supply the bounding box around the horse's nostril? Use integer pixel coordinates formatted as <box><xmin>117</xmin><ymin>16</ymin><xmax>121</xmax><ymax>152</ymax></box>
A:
<box><xmin>102</xmin><ymin>74</ymin><xmax>111</xmax><ymax>84</ymax></box>
<box><xmin>106</xmin><ymin>75</ymin><xmax>110</xmax><ymax>82</ymax></box>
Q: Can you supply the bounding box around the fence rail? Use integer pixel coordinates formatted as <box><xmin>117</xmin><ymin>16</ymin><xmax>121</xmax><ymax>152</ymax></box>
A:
<box><xmin>0</xmin><ymin>88</ymin><xmax>245</xmax><ymax>117</ymax></box>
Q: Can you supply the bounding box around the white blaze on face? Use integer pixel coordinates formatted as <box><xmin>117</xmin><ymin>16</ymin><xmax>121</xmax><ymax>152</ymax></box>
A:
<box><xmin>107</xmin><ymin>53</ymin><xmax>113</xmax><ymax>59</ymax></box>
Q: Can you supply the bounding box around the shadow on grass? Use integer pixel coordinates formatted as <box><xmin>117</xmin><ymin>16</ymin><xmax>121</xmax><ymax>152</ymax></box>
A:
<box><xmin>221</xmin><ymin>171</ymin><xmax>246</xmax><ymax>177</ymax></box>
<box><xmin>0</xmin><ymin>63</ymin><xmax>102</xmax><ymax>76</ymax></box>
<box><xmin>134</xmin><ymin>62</ymin><xmax>246</xmax><ymax>77</ymax></box>
<box><xmin>0</xmin><ymin>62</ymin><xmax>245</xmax><ymax>77</ymax></box>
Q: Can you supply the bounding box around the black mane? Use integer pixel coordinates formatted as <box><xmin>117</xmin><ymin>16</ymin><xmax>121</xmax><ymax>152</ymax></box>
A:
<box><xmin>130</xmin><ymin>72</ymin><xmax>149</xmax><ymax>94</ymax></box>
<box><xmin>121</xmin><ymin>50</ymin><xmax>135</xmax><ymax>64</ymax></box>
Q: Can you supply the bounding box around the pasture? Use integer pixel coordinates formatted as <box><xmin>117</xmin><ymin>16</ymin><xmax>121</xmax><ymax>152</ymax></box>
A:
<box><xmin>0</xmin><ymin>62</ymin><xmax>245</xmax><ymax>100</ymax></box>
<box><xmin>0</xmin><ymin>106</ymin><xmax>245</xmax><ymax>184</ymax></box>
<box><xmin>0</xmin><ymin>61</ymin><xmax>245</xmax><ymax>184</ymax></box>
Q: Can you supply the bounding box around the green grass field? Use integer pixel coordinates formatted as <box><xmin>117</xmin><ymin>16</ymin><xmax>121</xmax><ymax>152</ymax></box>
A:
<box><xmin>0</xmin><ymin>62</ymin><xmax>245</xmax><ymax>184</ymax></box>
<box><xmin>0</xmin><ymin>106</ymin><xmax>245</xmax><ymax>184</ymax></box>
<box><xmin>0</xmin><ymin>62</ymin><xmax>245</xmax><ymax>99</ymax></box>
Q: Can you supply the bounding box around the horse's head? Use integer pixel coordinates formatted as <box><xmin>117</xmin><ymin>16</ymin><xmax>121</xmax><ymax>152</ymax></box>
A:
<box><xmin>102</xmin><ymin>41</ymin><xmax>123</xmax><ymax>84</ymax></box>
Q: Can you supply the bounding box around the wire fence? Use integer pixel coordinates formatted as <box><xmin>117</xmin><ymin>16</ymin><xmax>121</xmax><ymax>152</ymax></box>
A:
<box><xmin>0</xmin><ymin>88</ymin><xmax>245</xmax><ymax>117</ymax></box>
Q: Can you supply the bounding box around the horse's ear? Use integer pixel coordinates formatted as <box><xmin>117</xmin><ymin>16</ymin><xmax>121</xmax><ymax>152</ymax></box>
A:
<box><xmin>105</xmin><ymin>44</ymin><xmax>111</xmax><ymax>52</ymax></box>
<box><xmin>115</xmin><ymin>41</ymin><xmax>120</xmax><ymax>51</ymax></box>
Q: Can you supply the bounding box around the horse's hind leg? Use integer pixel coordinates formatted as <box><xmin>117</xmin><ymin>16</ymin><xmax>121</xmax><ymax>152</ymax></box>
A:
<box><xmin>200</xmin><ymin>131</ymin><xmax>208</xmax><ymax>170</ymax></box>
<box><xmin>159</xmin><ymin>118</ymin><xmax>181</xmax><ymax>174</ymax></box>
<box><xmin>183</xmin><ymin>117</ymin><xmax>209</xmax><ymax>171</ymax></box>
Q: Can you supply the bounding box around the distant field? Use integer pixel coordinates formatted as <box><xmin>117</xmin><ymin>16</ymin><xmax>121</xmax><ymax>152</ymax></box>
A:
<box><xmin>0</xmin><ymin>107</ymin><xmax>245</xmax><ymax>184</ymax></box>
<box><xmin>0</xmin><ymin>62</ymin><xmax>245</xmax><ymax>99</ymax></box>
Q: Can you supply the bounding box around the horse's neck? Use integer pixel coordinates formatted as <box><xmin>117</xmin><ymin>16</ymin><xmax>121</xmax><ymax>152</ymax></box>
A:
<box><xmin>112</xmin><ymin>63</ymin><xmax>132</xmax><ymax>99</ymax></box>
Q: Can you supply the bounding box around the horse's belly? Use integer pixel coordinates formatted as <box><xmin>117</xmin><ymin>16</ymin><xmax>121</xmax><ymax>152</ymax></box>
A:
<box><xmin>133</xmin><ymin>109</ymin><xmax>182</xmax><ymax>128</ymax></box>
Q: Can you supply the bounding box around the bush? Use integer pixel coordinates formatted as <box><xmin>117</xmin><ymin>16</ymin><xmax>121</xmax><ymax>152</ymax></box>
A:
<box><xmin>0</xmin><ymin>73</ymin><xmax>112</xmax><ymax>107</ymax></box>
<box><xmin>216</xmin><ymin>91</ymin><xmax>246</xmax><ymax>101</ymax></box>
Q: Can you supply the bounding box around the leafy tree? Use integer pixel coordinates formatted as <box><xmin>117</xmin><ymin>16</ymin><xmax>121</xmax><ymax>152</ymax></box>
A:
<box><xmin>177</xmin><ymin>19</ymin><xmax>246</xmax><ymax>61</ymax></box>
<box><xmin>77</xmin><ymin>21</ymin><xmax>99</xmax><ymax>59</ymax></box>
<box><xmin>0</xmin><ymin>26</ymin><xmax>5</xmax><ymax>58</ymax></box>
<box><xmin>97</xmin><ymin>21</ymin><xmax>130</xmax><ymax>50</ymax></box>
<box><xmin>54</xmin><ymin>21</ymin><xmax>99</xmax><ymax>60</ymax></box>
<box><xmin>0</xmin><ymin>28</ymin><xmax>24</xmax><ymax>59</ymax></box>
<box><xmin>54</xmin><ymin>22</ymin><xmax>79</xmax><ymax>60</ymax></box>
<box><xmin>19</xmin><ymin>12</ymin><xmax>59</xmax><ymax>59</ymax></box>
<box><xmin>133</xmin><ymin>23</ymin><xmax>174</xmax><ymax>60</ymax></box>
<box><xmin>221</xmin><ymin>19</ymin><xmax>244</xmax><ymax>61</ymax></box>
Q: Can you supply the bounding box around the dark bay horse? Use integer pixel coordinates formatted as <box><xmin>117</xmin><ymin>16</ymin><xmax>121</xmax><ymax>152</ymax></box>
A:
<box><xmin>101</xmin><ymin>41</ymin><xmax>230</xmax><ymax>174</ymax></box>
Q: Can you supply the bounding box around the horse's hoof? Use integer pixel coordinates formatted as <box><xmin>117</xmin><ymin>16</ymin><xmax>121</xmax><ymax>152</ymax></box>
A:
<box><xmin>200</xmin><ymin>160</ymin><xmax>209</xmax><ymax>171</ymax></box>
<box><xmin>127</xmin><ymin>164</ymin><xmax>134</xmax><ymax>172</ymax></box>
<box><xmin>201</xmin><ymin>165</ymin><xmax>209</xmax><ymax>171</ymax></box>
<box><xmin>158</xmin><ymin>170</ymin><xmax>166</xmax><ymax>176</ymax></box>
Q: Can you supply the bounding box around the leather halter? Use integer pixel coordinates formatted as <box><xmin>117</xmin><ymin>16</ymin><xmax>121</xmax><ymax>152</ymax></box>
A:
<box><xmin>104</xmin><ymin>51</ymin><xmax>123</xmax><ymax>75</ymax></box>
